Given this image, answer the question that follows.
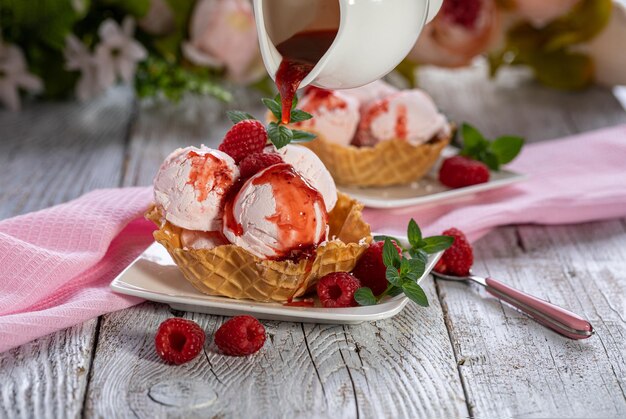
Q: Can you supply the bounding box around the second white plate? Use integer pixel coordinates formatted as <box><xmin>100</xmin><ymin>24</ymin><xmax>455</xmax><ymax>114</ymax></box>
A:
<box><xmin>338</xmin><ymin>147</ymin><xmax>527</xmax><ymax>209</ymax></box>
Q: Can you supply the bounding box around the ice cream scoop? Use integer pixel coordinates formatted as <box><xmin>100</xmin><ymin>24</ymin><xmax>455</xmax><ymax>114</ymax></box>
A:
<box><xmin>293</xmin><ymin>87</ymin><xmax>360</xmax><ymax>147</ymax></box>
<box><xmin>342</xmin><ymin>80</ymin><xmax>399</xmax><ymax>111</ymax></box>
<box><xmin>269</xmin><ymin>144</ymin><xmax>337</xmax><ymax>212</ymax></box>
<box><xmin>154</xmin><ymin>146</ymin><xmax>239</xmax><ymax>231</ymax></box>
<box><xmin>355</xmin><ymin>90</ymin><xmax>449</xmax><ymax>147</ymax></box>
<box><xmin>223</xmin><ymin>163</ymin><xmax>328</xmax><ymax>259</ymax></box>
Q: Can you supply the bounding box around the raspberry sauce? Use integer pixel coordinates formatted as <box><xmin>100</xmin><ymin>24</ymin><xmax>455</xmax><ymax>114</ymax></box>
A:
<box><xmin>275</xmin><ymin>30</ymin><xmax>337</xmax><ymax>124</ymax></box>
<box><xmin>252</xmin><ymin>163</ymin><xmax>327</xmax><ymax>260</ymax></box>
<box><xmin>186</xmin><ymin>151</ymin><xmax>234</xmax><ymax>202</ymax></box>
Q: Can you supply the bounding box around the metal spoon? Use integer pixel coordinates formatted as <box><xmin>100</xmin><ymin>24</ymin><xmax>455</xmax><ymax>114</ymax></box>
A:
<box><xmin>431</xmin><ymin>270</ymin><xmax>594</xmax><ymax>340</ymax></box>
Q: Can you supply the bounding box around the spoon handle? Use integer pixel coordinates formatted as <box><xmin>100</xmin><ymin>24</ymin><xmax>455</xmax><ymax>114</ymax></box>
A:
<box><xmin>483</xmin><ymin>277</ymin><xmax>593</xmax><ymax>339</ymax></box>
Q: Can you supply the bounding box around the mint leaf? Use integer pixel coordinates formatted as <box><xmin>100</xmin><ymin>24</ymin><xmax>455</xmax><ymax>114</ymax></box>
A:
<box><xmin>354</xmin><ymin>287</ymin><xmax>377</xmax><ymax>306</ymax></box>
<box><xmin>409</xmin><ymin>248</ymin><xmax>428</xmax><ymax>264</ymax></box>
<box><xmin>289</xmin><ymin>109</ymin><xmax>313</xmax><ymax>123</ymax></box>
<box><xmin>482</xmin><ymin>150</ymin><xmax>500</xmax><ymax>171</ymax></box>
<box><xmin>406</xmin><ymin>258</ymin><xmax>426</xmax><ymax>281</ymax></box>
<box><xmin>489</xmin><ymin>136</ymin><xmax>524</xmax><ymax>165</ymax></box>
<box><xmin>461</xmin><ymin>123</ymin><xmax>486</xmax><ymax>150</ymax></box>
<box><xmin>382</xmin><ymin>238</ymin><xmax>401</xmax><ymax>269</ymax></box>
<box><xmin>262</xmin><ymin>98</ymin><xmax>282</xmax><ymax>121</ymax></box>
<box><xmin>407</xmin><ymin>219</ymin><xmax>422</xmax><ymax>248</ymax></box>
<box><xmin>226</xmin><ymin>110</ymin><xmax>256</xmax><ymax>124</ymax></box>
<box><xmin>386</xmin><ymin>266</ymin><xmax>401</xmax><ymax>287</ymax></box>
<box><xmin>387</xmin><ymin>286</ymin><xmax>404</xmax><ymax>297</ymax></box>
<box><xmin>267</xmin><ymin>122</ymin><xmax>293</xmax><ymax>149</ymax></box>
<box><xmin>402</xmin><ymin>282</ymin><xmax>429</xmax><ymax>307</ymax></box>
<box><xmin>373</xmin><ymin>235</ymin><xmax>404</xmax><ymax>244</ymax></box>
<box><xmin>419</xmin><ymin>236</ymin><xmax>454</xmax><ymax>254</ymax></box>
<box><xmin>291</xmin><ymin>129</ymin><xmax>317</xmax><ymax>142</ymax></box>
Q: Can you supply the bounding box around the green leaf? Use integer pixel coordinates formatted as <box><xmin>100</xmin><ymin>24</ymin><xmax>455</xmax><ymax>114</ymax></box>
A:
<box><xmin>262</xmin><ymin>98</ymin><xmax>282</xmax><ymax>121</ymax></box>
<box><xmin>402</xmin><ymin>282</ymin><xmax>429</xmax><ymax>307</ymax></box>
<box><xmin>386</xmin><ymin>266</ymin><xmax>402</xmax><ymax>287</ymax></box>
<box><xmin>461</xmin><ymin>123</ymin><xmax>486</xmax><ymax>151</ymax></box>
<box><xmin>407</xmin><ymin>219</ymin><xmax>422</xmax><ymax>248</ymax></box>
<box><xmin>530</xmin><ymin>50</ymin><xmax>593</xmax><ymax>91</ymax></box>
<box><xmin>482</xmin><ymin>150</ymin><xmax>501</xmax><ymax>171</ymax></box>
<box><xmin>382</xmin><ymin>238</ymin><xmax>401</xmax><ymax>269</ymax></box>
<box><xmin>420</xmin><ymin>236</ymin><xmax>454</xmax><ymax>254</ymax></box>
<box><xmin>226</xmin><ymin>110</ymin><xmax>256</xmax><ymax>124</ymax></box>
<box><xmin>289</xmin><ymin>109</ymin><xmax>313</xmax><ymax>123</ymax></box>
<box><xmin>387</xmin><ymin>286</ymin><xmax>404</xmax><ymax>297</ymax></box>
<box><xmin>490</xmin><ymin>136</ymin><xmax>524</xmax><ymax>165</ymax></box>
<box><xmin>291</xmin><ymin>129</ymin><xmax>317</xmax><ymax>142</ymax></box>
<box><xmin>354</xmin><ymin>287</ymin><xmax>377</xmax><ymax>306</ymax></box>
<box><xmin>406</xmin><ymin>258</ymin><xmax>426</xmax><ymax>281</ymax></box>
<box><xmin>543</xmin><ymin>0</ymin><xmax>612</xmax><ymax>51</ymax></box>
<box><xmin>267</xmin><ymin>122</ymin><xmax>293</xmax><ymax>149</ymax></box>
<box><xmin>409</xmin><ymin>248</ymin><xmax>428</xmax><ymax>264</ymax></box>
<box><xmin>373</xmin><ymin>235</ymin><xmax>404</xmax><ymax>245</ymax></box>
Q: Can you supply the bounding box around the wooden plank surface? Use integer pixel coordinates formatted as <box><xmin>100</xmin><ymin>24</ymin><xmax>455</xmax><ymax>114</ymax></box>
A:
<box><xmin>84</xmin><ymin>97</ymin><xmax>468</xmax><ymax>418</ymax></box>
<box><xmin>419</xmin><ymin>64</ymin><xmax>626</xmax><ymax>417</ymax></box>
<box><xmin>0</xmin><ymin>88</ymin><xmax>135</xmax><ymax>419</ymax></box>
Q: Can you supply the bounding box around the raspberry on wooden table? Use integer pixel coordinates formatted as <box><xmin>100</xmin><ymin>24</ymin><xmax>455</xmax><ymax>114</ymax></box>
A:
<box><xmin>214</xmin><ymin>315</ymin><xmax>266</xmax><ymax>356</ymax></box>
<box><xmin>316</xmin><ymin>272</ymin><xmax>361</xmax><ymax>308</ymax></box>
<box><xmin>434</xmin><ymin>228</ymin><xmax>474</xmax><ymax>276</ymax></box>
<box><xmin>218</xmin><ymin>120</ymin><xmax>268</xmax><ymax>163</ymax></box>
<box><xmin>351</xmin><ymin>240</ymin><xmax>403</xmax><ymax>296</ymax></box>
<box><xmin>438</xmin><ymin>155</ymin><xmax>490</xmax><ymax>188</ymax></box>
<box><xmin>239</xmin><ymin>152</ymin><xmax>283</xmax><ymax>178</ymax></box>
<box><xmin>154</xmin><ymin>318</ymin><xmax>206</xmax><ymax>365</ymax></box>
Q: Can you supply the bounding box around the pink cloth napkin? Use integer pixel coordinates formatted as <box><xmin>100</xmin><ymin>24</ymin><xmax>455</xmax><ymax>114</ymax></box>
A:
<box><xmin>364</xmin><ymin>124</ymin><xmax>626</xmax><ymax>240</ymax></box>
<box><xmin>1</xmin><ymin>124</ymin><xmax>625</xmax><ymax>353</ymax></box>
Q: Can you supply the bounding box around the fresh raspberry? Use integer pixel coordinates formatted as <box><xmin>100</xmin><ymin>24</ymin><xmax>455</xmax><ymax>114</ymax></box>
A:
<box><xmin>434</xmin><ymin>228</ymin><xmax>474</xmax><ymax>276</ymax></box>
<box><xmin>214</xmin><ymin>315</ymin><xmax>266</xmax><ymax>356</ymax></box>
<box><xmin>316</xmin><ymin>272</ymin><xmax>361</xmax><ymax>308</ymax></box>
<box><xmin>239</xmin><ymin>152</ymin><xmax>283</xmax><ymax>178</ymax></box>
<box><xmin>438</xmin><ymin>155</ymin><xmax>490</xmax><ymax>188</ymax></box>
<box><xmin>218</xmin><ymin>120</ymin><xmax>268</xmax><ymax>163</ymax></box>
<box><xmin>351</xmin><ymin>240</ymin><xmax>403</xmax><ymax>296</ymax></box>
<box><xmin>155</xmin><ymin>318</ymin><xmax>205</xmax><ymax>365</ymax></box>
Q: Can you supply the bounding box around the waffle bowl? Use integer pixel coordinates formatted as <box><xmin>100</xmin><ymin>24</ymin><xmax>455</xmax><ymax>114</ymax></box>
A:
<box><xmin>145</xmin><ymin>192</ymin><xmax>372</xmax><ymax>303</ymax></box>
<box><xmin>303</xmin><ymin>130</ymin><xmax>452</xmax><ymax>187</ymax></box>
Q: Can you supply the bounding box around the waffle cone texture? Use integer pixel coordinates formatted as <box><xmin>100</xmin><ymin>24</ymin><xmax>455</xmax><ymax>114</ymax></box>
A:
<box><xmin>303</xmin><ymin>131</ymin><xmax>451</xmax><ymax>187</ymax></box>
<box><xmin>146</xmin><ymin>192</ymin><xmax>372</xmax><ymax>302</ymax></box>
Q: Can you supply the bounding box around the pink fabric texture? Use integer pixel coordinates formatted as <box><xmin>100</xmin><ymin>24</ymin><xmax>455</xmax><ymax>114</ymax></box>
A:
<box><xmin>0</xmin><ymin>125</ymin><xmax>625</xmax><ymax>353</ymax></box>
<box><xmin>364</xmin><ymin>124</ymin><xmax>626</xmax><ymax>240</ymax></box>
<box><xmin>0</xmin><ymin>188</ymin><xmax>154</xmax><ymax>353</ymax></box>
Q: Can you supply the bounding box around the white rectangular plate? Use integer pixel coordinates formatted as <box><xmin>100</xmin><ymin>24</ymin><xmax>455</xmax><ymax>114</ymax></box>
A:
<box><xmin>338</xmin><ymin>146</ymin><xmax>527</xmax><ymax>209</ymax></box>
<box><xmin>111</xmin><ymin>236</ymin><xmax>441</xmax><ymax>324</ymax></box>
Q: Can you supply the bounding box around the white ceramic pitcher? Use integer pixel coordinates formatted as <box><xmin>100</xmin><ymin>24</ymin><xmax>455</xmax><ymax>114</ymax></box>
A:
<box><xmin>253</xmin><ymin>0</ymin><xmax>442</xmax><ymax>90</ymax></box>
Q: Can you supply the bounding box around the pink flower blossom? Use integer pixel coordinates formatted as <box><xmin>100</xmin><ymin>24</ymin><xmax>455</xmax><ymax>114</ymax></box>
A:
<box><xmin>0</xmin><ymin>37</ymin><xmax>43</xmax><ymax>111</ymax></box>
<box><xmin>183</xmin><ymin>0</ymin><xmax>264</xmax><ymax>83</ymax></box>
<box><xmin>138</xmin><ymin>0</ymin><xmax>175</xmax><ymax>35</ymax></box>
<box><xmin>408</xmin><ymin>0</ymin><xmax>501</xmax><ymax>68</ymax></box>
<box><xmin>94</xmin><ymin>17</ymin><xmax>147</xmax><ymax>90</ymax></box>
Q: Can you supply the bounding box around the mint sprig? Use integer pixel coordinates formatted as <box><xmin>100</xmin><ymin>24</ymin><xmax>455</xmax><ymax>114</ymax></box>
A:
<box><xmin>355</xmin><ymin>219</ymin><xmax>453</xmax><ymax>307</ymax></box>
<box><xmin>459</xmin><ymin>123</ymin><xmax>524</xmax><ymax>171</ymax></box>
<box><xmin>227</xmin><ymin>94</ymin><xmax>316</xmax><ymax>150</ymax></box>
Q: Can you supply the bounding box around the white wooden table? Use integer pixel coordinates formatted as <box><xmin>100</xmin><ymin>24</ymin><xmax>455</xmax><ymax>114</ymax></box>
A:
<box><xmin>1</xmin><ymin>65</ymin><xmax>625</xmax><ymax>418</ymax></box>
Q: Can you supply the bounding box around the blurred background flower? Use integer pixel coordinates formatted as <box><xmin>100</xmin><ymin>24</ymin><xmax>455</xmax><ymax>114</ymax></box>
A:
<box><xmin>0</xmin><ymin>0</ymin><xmax>624</xmax><ymax>111</ymax></box>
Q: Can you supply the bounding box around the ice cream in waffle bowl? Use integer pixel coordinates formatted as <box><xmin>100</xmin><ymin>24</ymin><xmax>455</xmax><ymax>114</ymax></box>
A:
<box><xmin>275</xmin><ymin>81</ymin><xmax>453</xmax><ymax>187</ymax></box>
<box><xmin>147</xmin><ymin>123</ymin><xmax>372</xmax><ymax>303</ymax></box>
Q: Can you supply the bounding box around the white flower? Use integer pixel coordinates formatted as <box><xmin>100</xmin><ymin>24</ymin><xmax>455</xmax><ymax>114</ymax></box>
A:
<box><xmin>94</xmin><ymin>17</ymin><xmax>147</xmax><ymax>90</ymax></box>
<box><xmin>0</xmin><ymin>37</ymin><xmax>43</xmax><ymax>111</ymax></box>
<box><xmin>64</xmin><ymin>34</ymin><xmax>101</xmax><ymax>101</ymax></box>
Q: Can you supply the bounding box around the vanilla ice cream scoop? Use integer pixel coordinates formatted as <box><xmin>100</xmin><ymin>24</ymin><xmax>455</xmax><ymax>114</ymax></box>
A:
<box><xmin>268</xmin><ymin>144</ymin><xmax>337</xmax><ymax>212</ymax></box>
<box><xmin>355</xmin><ymin>90</ymin><xmax>449</xmax><ymax>147</ymax></box>
<box><xmin>223</xmin><ymin>163</ymin><xmax>328</xmax><ymax>259</ymax></box>
<box><xmin>154</xmin><ymin>146</ymin><xmax>239</xmax><ymax>231</ymax></box>
<box><xmin>342</xmin><ymin>80</ymin><xmax>399</xmax><ymax>111</ymax></box>
<box><xmin>293</xmin><ymin>88</ymin><xmax>360</xmax><ymax>147</ymax></box>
